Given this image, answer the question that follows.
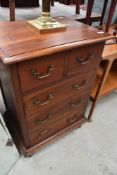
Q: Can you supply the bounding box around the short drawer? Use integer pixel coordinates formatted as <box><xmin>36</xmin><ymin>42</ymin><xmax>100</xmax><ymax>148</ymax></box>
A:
<box><xmin>23</xmin><ymin>72</ymin><xmax>94</xmax><ymax>117</ymax></box>
<box><xmin>18</xmin><ymin>53</ymin><xmax>65</xmax><ymax>93</ymax></box>
<box><xmin>29</xmin><ymin>110</ymin><xmax>85</xmax><ymax>146</ymax></box>
<box><xmin>67</xmin><ymin>43</ymin><xmax>104</xmax><ymax>76</ymax></box>
<box><xmin>27</xmin><ymin>92</ymin><xmax>89</xmax><ymax>131</ymax></box>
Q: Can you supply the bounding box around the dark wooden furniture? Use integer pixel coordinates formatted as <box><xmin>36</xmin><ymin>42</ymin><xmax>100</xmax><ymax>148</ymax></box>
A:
<box><xmin>8</xmin><ymin>0</ymin><xmax>101</xmax><ymax>22</ymax></box>
<box><xmin>99</xmin><ymin>0</ymin><xmax>117</xmax><ymax>32</ymax></box>
<box><xmin>85</xmin><ymin>0</ymin><xmax>117</xmax><ymax>32</ymax></box>
<box><xmin>0</xmin><ymin>17</ymin><xmax>111</xmax><ymax>156</ymax></box>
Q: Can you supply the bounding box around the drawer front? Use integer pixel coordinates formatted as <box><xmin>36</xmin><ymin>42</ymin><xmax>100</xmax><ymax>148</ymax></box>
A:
<box><xmin>67</xmin><ymin>43</ymin><xmax>104</xmax><ymax>76</ymax></box>
<box><xmin>27</xmin><ymin>92</ymin><xmax>89</xmax><ymax>131</ymax></box>
<box><xmin>29</xmin><ymin>110</ymin><xmax>85</xmax><ymax>146</ymax></box>
<box><xmin>23</xmin><ymin>72</ymin><xmax>94</xmax><ymax>117</ymax></box>
<box><xmin>18</xmin><ymin>53</ymin><xmax>65</xmax><ymax>93</ymax></box>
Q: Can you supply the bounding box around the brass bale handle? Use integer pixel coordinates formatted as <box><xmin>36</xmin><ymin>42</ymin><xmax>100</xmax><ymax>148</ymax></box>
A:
<box><xmin>38</xmin><ymin>129</ymin><xmax>48</xmax><ymax>137</ymax></box>
<box><xmin>36</xmin><ymin>113</ymin><xmax>52</xmax><ymax>124</ymax></box>
<box><xmin>76</xmin><ymin>54</ymin><xmax>94</xmax><ymax>65</ymax></box>
<box><xmin>33</xmin><ymin>93</ymin><xmax>54</xmax><ymax>106</ymax></box>
<box><xmin>73</xmin><ymin>80</ymin><xmax>88</xmax><ymax>90</ymax></box>
<box><xmin>32</xmin><ymin>64</ymin><xmax>54</xmax><ymax>79</ymax></box>
<box><xmin>71</xmin><ymin>98</ymin><xmax>83</xmax><ymax>109</ymax></box>
<box><xmin>67</xmin><ymin>116</ymin><xmax>79</xmax><ymax>124</ymax></box>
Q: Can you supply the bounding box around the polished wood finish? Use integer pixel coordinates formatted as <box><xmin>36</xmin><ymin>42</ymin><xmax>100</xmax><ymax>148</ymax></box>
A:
<box><xmin>27</xmin><ymin>96</ymin><xmax>88</xmax><ymax>132</ymax></box>
<box><xmin>0</xmin><ymin>18</ymin><xmax>111</xmax><ymax>156</ymax></box>
<box><xmin>29</xmin><ymin>110</ymin><xmax>85</xmax><ymax>146</ymax></box>
<box><xmin>23</xmin><ymin>72</ymin><xmax>93</xmax><ymax>116</ymax></box>
<box><xmin>0</xmin><ymin>18</ymin><xmax>111</xmax><ymax>64</ymax></box>
<box><xmin>67</xmin><ymin>43</ymin><xmax>104</xmax><ymax>76</ymax></box>
<box><xmin>18</xmin><ymin>53</ymin><xmax>64</xmax><ymax>93</ymax></box>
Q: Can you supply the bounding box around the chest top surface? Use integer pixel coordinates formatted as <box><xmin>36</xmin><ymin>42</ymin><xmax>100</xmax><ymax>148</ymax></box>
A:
<box><xmin>0</xmin><ymin>17</ymin><xmax>112</xmax><ymax>65</ymax></box>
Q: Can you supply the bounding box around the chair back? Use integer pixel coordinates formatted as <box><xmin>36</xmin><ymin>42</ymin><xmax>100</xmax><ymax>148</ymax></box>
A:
<box><xmin>85</xmin><ymin>0</ymin><xmax>117</xmax><ymax>33</ymax></box>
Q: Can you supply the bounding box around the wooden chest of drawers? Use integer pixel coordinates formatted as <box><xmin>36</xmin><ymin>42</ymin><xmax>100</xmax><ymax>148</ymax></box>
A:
<box><xmin>0</xmin><ymin>17</ymin><xmax>111</xmax><ymax>156</ymax></box>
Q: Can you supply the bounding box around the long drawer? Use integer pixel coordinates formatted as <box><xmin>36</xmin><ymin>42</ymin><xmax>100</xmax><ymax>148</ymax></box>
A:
<box><xmin>27</xmin><ymin>92</ymin><xmax>89</xmax><ymax>132</ymax></box>
<box><xmin>29</xmin><ymin>110</ymin><xmax>85</xmax><ymax>146</ymax></box>
<box><xmin>23</xmin><ymin>72</ymin><xmax>94</xmax><ymax>117</ymax></box>
<box><xmin>18</xmin><ymin>52</ymin><xmax>65</xmax><ymax>93</ymax></box>
<box><xmin>67</xmin><ymin>43</ymin><xmax>104</xmax><ymax>76</ymax></box>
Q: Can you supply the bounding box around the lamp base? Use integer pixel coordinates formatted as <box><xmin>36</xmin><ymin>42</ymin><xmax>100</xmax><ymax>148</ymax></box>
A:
<box><xmin>28</xmin><ymin>13</ymin><xmax>66</xmax><ymax>33</ymax></box>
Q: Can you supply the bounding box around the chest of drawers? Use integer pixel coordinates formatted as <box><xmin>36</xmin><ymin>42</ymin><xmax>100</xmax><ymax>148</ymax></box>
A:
<box><xmin>0</xmin><ymin>17</ymin><xmax>111</xmax><ymax>156</ymax></box>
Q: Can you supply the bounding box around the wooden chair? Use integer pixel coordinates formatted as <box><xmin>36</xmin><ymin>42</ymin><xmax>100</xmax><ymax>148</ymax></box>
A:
<box><xmin>85</xmin><ymin>0</ymin><xmax>117</xmax><ymax>32</ymax></box>
<box><xmin>87</xmin><ymin>0</ymin><xmax>117</xmax><ymax>121</ymax></box>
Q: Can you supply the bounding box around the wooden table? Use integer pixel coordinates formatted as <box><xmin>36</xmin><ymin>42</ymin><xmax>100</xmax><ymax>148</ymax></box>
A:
<box><xmin>0</xmin><ymin>17</ymin><xmax>111</xmax><ymax>156</ymax></box>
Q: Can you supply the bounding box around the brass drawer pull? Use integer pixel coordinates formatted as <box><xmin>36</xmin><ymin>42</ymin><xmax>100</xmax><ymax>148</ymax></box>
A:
<box><xmin>71</xmin><ymin>99</ymin><xmax>83</xmax><ymax>109</ymax></box>
<box><xmin>73</xmin><ymin>80</ymin><xmax>88</xmax><ymax>90</ymax></box>
<box><xmin>32</xmin><ymin>65</ymin><xmax>54</xmax><ymax>79</ymax></box>
<box><xmin>67</xmin><ymin>116</ymin><xmax>79</xmax><ymax>124</ymax></box>
<box><xmin>33</xmin><ymin>93</ymin><xmax>54</xmax><ymax>106</ymax></box>
<box><xmin>36</xmin><ymin>113</ymin><xmax>52</xmax><ymax>124</ymax></box>
<box><xmin>38</xmin><ymin>130</ymin><xmax>48</xmax><ymax>137</ymax></box>
<box><xmin>76</xmin><ymin>54</ymin><xmax>94</xmax><ymax>65</ymax></box>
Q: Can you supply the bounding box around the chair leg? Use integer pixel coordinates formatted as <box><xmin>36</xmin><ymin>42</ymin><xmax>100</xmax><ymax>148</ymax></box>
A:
<box><xmin>51</xmin><ymin>0</ymin><xmax>54</xmax><ymax>6</ymax></box>
<box><xmin>105</xmin><ymin>0</ymin><xmax>117</xmax><ymax>32</ymax></box>
<box><xmin>99</xmin><ymin>0</ymin><xmax>109</xmax><ymax>29</ymax></box>
<box><xmin>9</xmin><ymin>0</ymin><xmax>15</xmax><ymax>21</ymax></box>
<box><xmin>85</xmin><ymin>0</ymin><xmax>95</xmax><ymax>25</ymax></box>
<box><xmin>76</xmin><ymin>0</ymin><xmax>80</xmax><ymax>14</ymax></box>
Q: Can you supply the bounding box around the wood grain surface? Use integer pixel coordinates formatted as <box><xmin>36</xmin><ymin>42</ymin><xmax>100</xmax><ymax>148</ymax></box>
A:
<box><xmin>0</xmin><ymin>17</ymin><xmax>112</xmax><ymax>64</ymax></box>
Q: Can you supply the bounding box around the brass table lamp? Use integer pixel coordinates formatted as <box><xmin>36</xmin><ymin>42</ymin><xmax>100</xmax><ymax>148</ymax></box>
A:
<box><xmin>28</xmin><ymin>0</ymin><xmax>66</xmax><ymax>32</ymax></box>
